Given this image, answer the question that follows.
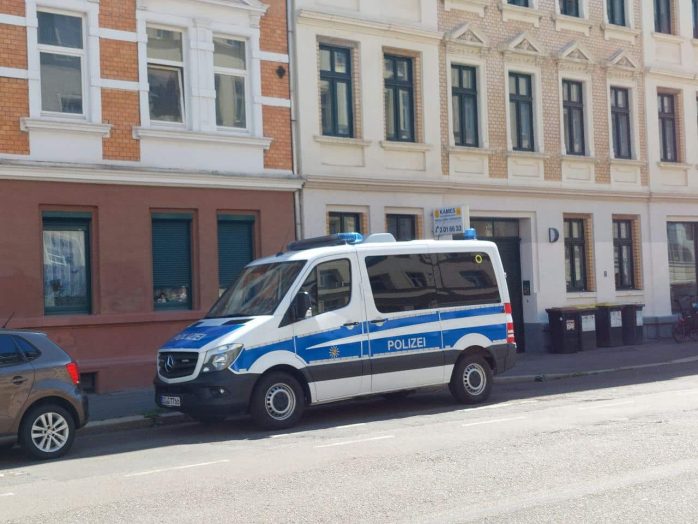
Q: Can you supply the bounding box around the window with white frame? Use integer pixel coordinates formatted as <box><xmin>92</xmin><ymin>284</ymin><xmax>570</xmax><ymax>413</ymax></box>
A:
<box><xmin>147</xmin><ymin>27</ymin><xmax>185</xmax><ymax>124</ymax></box>
<box><xmin>214</xmin><ymin>37</ymin><xmax>247</xmax><ymax>130</ymax></box>
<box><xmin>37</xmin><ymin>11</ymin><xmax>85</xmax><ymax>116</ymax></box>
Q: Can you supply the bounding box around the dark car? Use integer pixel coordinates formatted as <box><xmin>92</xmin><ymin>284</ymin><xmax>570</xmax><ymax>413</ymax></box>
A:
<box><xmin>0</xmin><ymin>330</ymin><xmax>88</xmax><ymax>459</ymax></box>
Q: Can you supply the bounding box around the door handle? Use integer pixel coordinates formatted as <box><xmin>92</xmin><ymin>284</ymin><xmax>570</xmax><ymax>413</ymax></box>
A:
<box><xmin>370</xmin><ymin>318</ymin><xmax>388</xmax><ymax>324</ymax></box>
<box><xmin>11</xmin><ymin>376</ymin><xmax>27</xmax><ymax>385</ymax></box>
<box><xmin>343</xmin><ymin>321</ymin><xmax>360</xmax><ymax>328</ymax></box>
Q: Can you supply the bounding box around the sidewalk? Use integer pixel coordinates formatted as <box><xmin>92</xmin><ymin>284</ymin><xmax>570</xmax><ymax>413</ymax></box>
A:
<box><xmin>85</xmin><ymin>339</ymin><xmax>698</xmax><ymax>431</ymax></box>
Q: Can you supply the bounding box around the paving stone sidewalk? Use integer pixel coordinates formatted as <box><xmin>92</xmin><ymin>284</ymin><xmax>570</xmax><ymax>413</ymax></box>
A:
<box><xmin>87</xmin><ymin>339</ymin><xmax>698</xmax><ymax>425</ymax></box>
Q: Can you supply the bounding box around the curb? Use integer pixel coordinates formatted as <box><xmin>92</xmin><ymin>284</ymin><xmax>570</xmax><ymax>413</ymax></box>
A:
<box><xmin>81</xmin><ymin>412</ymin><xmax>191</xmax><ymax>436</ymax></box>
<box><xmin>495</xmin><ymin>354</ymin><xmax>698</xmax><ymax>384</ymax></box>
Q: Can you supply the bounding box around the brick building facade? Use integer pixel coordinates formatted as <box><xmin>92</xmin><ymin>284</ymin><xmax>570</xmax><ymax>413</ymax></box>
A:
<box><xmin>0</xmin><ymin>0</ymin><xmax>298</xmax><ymax>391</ymax></box>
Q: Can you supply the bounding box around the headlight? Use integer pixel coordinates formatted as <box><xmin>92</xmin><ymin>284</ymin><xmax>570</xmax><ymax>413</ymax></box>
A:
<box><xmin>201</xmin><ymin>343</ymin><xmax>244</xmax><ymax>373</ymax></box>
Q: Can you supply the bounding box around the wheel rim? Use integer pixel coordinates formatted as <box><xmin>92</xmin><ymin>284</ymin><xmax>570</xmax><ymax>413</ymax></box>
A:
<box><xmin>31</xmin><ymin>412</ymin><xmax>69</xmax><ymax>453</ymax></box>
<box><xmin>463</xmin><ymin>363</ymin><xmax>487</xmax><ymax>396</ymax></box>
<box><xmin>264</xmin><ymin>383</ymin><xmax>296</xmax><ymax>421</ymax></box>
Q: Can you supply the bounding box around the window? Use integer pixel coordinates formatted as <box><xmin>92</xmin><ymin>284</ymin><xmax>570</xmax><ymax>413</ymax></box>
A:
<box><xmin>365</xmin><ymin>254</ymin><xmax>437</xmax><ymax>313</ymax></box>
<box><xmin>560</xmin><ymin>0</ymin><xmax>580</xmax><ymax>17</ymax></box>
<box><xmin>329</xmin><ymin>212</ymin><xmax>361</xmax><ymax>234</ymax></box>
<box><xmin>384</xmin><ymin>54</ymin><xmax>415</xmax><ymax>142</ymax></box>
<box><xmin>655</xmin><ymin>0</ymin><xmax>672</xmax><ymax>34</ymax></box>
<box><xmin>564</xmin><ymin>218</ymin><xmax>587</xmax><ymax>292</ymax></box>
<box><xmin>298</xmin><ymin>259</ymin><xmax>352</xmax><ymax>316</ymax></box>
<box><xmin>694</xmin><ymin>0</ymin><xmax>698</xmax><ymax>38</ymax></box>
<box><xmin>613</xmin><ymin>220</ymin><xmax>635</xmax><ymax>290</ymax></box>
<box><xmin>42</xmin><ymin>213</ymin><xmax>91</xmax><ymax>315</ymax></box>
<box><xmin>607</xmin><ymin>0</ymin><xmax>626</xmax><ymax>26</ymax></box>
<box><xmin>611</xmin><ymin>87</ymin><xmax>632</xmax><ymax>159</ymax></box>
<box><xmin>667</xmin><ymin>223</ymin><xmax>697</xmax><ymax>312</ymax></box>
<box><xmin>658</xmin><ymin>93</ymin><xmax>677</xmax><ymax>162</ymax></box>
<box><xmin>37</xmin><ymin>11</ymin><xmax>85</xmax><ymax>115</ymax></box>
<box><xmin>214</xmin><ymin>37</ymin><xmax>247</xmax><ymax>129</ymax></box>
<box><xmin>218</xmin><ymin>215</ymin><xmax>254</xmax><ymax>296</ymax></box>
<box><xmin>435</xmin><ymin>252</ymin><xmax>501</xmax><ymax>307</ymax></box>
<box><xmin>152</xmin><ymin>214</ymin><xmax>192</xmax><ymax>310</ymax></box>
<box><xmin>320</xmin><ymin>45</ymin><xmax>353</xmax><ymax>138</ymax></box>
<box><xmin>562</xmin><ymin>80</ymin><xmax>585</xmax><ymax>156</ymax></box>
<box><xmin>14</xmin><ymin>337</ymin><xmax>41</xmax><ymax>360</ymax></box>
<box><xmin>451</xmin><ymin>65</ymin><xmax>479</xmax><ymax>147</ymax></box>
<box><xmin>509</xmin><ymin>72</ymin><xmax>534</xmax><ymax>152</ymax></box>
<box><xmin>147</xmin><ymin>28</ymin><xmax>185</xmax><ymax>123</ymax></box>
<box><xmin>0</xmin><ymin>335</ymin><xmax>22</xmax><ymax>367</ymax></box>
<box><xmin>509</xmin><ymin>0</ymin><xmax>530</xmax><ymax>5</ymax></box>
<box><xmin>387</xmin><ymin>214</ymin><xmax>417</xmax><ymax>241</ymax></box>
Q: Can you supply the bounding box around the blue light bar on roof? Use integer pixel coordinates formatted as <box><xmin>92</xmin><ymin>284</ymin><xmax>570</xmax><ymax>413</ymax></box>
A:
<box><xmin>337</xmin><ymin>232</ymin><xmax>364</xmax><ymax>244</ymax></box>
<box><xmin>463</xmin><ymin>228</ymin><xmax>477</xmax><ymax>240</ymax></box>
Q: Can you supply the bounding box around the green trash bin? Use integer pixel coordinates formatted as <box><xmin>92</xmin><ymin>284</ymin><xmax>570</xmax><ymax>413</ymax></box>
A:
<box><xmin>621</xmin><ymin>304</ymin><xmax>644</xmax><ymax>345</ymax></box>
<box><xmin>596</xmin><ymin>304</ymin><xmax>624</xmax><ymax>347</ymax></box>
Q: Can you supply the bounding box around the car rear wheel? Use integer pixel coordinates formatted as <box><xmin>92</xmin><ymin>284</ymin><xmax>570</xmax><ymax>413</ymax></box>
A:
<box><xmin>450</xmin><ymin>354</ymin><xmax>493</xmax><ymax>404</ymax></box>
<box><xmin>19</xmin><ymin>404</ymin><xmax>76</xmax><ymax>460</ymax></box>
<box><xmin>250</xmin><ymin>372</ymin><xmax>305</xmax><ymax>430</ymax></box>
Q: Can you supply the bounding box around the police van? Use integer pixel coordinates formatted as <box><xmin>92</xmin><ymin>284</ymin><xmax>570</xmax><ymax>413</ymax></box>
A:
<box><xmin>155</xmin><ymin>231</ymin><xmax>517</xmax><ymax>429</ymax></box>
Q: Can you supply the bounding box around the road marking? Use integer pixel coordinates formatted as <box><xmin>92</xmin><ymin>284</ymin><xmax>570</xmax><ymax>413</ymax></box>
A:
<box><xmin>0</xmin><ymin>493</ymin><xmax>15</xmax><ymax>497</ymax></box>
<box><xmin>314</xmin><ymin>435</ymin><xmax>394</xmax><ymax>448</ymax></box>
<box><xmin>462</xmin><ymin>416</ymin><xmax>526</xmax><ymax>428</ymax></box>
<box><xmin>469</xmin><ymin>400</ymin><xmax>537</xmax><ymax>412</ymax></box>
<box><xmin>124</xmin><ymin>459</ymin><xmax>230</xmax><ymax>478</ymax></box>
<box><xmin>578</xmin><ymin>400</ymin><xmax>634</xmax><ymax>411</ymax></box>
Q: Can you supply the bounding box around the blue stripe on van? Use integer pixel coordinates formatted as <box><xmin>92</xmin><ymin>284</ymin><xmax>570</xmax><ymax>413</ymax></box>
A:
<box><xmin>438</xmin><ymin>305</ymin><xmax>504</xmax><ymax>321</ymax></box>
<box><xmin>161</xmin><ymin>323</ymin><xmax>247</xmax><ymax>350</ymax></box>
<box><xmin>441</xmin><ymin>323</ymin><xmax>506</xmax><ymax>349</ymax></box>
<box><xmin>296</xmin><ymin>324</ymin><xmax>364</xmax><ymax>364</ymax></box>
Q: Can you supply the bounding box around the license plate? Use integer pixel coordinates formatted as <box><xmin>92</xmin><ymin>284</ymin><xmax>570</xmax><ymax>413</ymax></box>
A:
<box><xmin>160</xmin><ymin>395</ymin><xmax>181</xmax><ymax>408</ymax></box>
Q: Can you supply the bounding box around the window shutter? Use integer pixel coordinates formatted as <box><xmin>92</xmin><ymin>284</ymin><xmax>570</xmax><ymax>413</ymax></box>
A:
<box><xmin>152</xmin><ymin>217</ymin><xmax>192</xmax><ymax>292</ymax></box>
<box><xmin>218</xmin><ymin>216</ymin><xmax>254</xmax><ymax>291</ymax></box>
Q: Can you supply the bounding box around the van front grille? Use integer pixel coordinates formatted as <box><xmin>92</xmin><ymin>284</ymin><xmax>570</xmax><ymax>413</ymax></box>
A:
<box><xmin>158</xmin><ymin>352</ymin><xmax>199</xmax><ymax>379</ymax></box>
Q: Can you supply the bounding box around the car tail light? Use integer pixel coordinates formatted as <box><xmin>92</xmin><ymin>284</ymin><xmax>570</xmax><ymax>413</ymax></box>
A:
<box><xmin>504</xmin><ymin>303</ymin><xmax>516</xmax><ymax>345</ymax></box>
<box><xmin>66</xmin><ymin>362</ymin><xmax>80</xmax><ymax>385</ymax></box>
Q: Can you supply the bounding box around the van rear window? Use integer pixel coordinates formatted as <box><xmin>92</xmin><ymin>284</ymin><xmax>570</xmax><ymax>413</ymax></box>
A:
<box><xmin>365</xmin><ymin>251</ymin><xmax>501</xmax><ymax>313</ymax></box>
<box><xmin>435</xmin><ymin>252</ymin><xmax>501</xmax><ymax>307</ymax></box>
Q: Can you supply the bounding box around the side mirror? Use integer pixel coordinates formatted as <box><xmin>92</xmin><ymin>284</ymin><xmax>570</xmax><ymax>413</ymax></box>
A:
<box><xmin>293</xmin><ymin>292</ymin><xmax>313</xmax><ymax>321</ymax></box>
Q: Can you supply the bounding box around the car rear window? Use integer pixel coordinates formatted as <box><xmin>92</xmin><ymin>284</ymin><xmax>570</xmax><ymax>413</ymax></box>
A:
<box><xmin>434</xmin><ymin>252</ymin><xmax>501</xmax><ymax>307</ymax></box>
<box><xmin>14</xmin><ymin>336</ymin><xmax>41</xmax><ymax>360</ymax></box>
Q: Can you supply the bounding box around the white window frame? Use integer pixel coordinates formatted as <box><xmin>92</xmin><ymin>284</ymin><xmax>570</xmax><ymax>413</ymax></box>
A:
<box><xmin>504</xmin><ymin>63</ymin><xmax>544</xmax><ymax>153</ymax></box>
<box><xmin>146</xmin><ymin>24</ymin><xmax>187</xmax><ymax>127</ymax></box>
<box><xmin>213</xmin><ymin>35</ymin><xmax>250</xmax><ymax>132</ymax></box>
<box><xmin>606</xmin><ymin>79</ymin><xmax>640</xmax><ymax>161</ymax></box>
<box><xmin>557</xmin><ymin>71</ymin><xmax>595</xmax><ymax>158</ymax></box>
<box><xmin>604</xmin><ymin>0</ymin><xmax>634</xmax><ymax>28</ymax></box>
<box><xmin>446</xmin><ymin>55</ymin><xmax>489</xmax><ymax>150</ymax></box>
<box><xmin>36</xmin><ymin>7</ymin><xmax>88</xmax><ymax>119</ymax></box>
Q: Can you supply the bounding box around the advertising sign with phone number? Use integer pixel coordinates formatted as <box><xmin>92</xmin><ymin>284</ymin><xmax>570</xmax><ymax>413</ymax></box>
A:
<box><xmin>433</xmin><ymin>206</ymin><xmax>469</xmax><ymax>237</ymax></box>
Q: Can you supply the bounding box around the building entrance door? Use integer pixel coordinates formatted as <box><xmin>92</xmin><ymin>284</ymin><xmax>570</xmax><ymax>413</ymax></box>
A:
<box><xmin>471</xmin><ymin>219</ymin><xmax>526</xmax><ymax>352</ymax></box>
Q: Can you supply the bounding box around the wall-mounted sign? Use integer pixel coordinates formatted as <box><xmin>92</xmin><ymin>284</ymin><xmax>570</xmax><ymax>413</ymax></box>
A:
<box><xmin>433</xmin><ymin>206</ymin><xmax>469</xmax><ymax>237</ymax></box>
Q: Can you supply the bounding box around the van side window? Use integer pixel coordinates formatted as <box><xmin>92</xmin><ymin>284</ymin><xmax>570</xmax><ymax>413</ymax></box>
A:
<box><xmin>0</xmin><ymin>335</ymin><xmax>22</xmax><ymax>366</ymax></box>
<box><xmin>365</xmin><ymin>254</ymin><xmax>437</xmax><ymax>313</ymax></box>
<box><xmin>299</xmin><ymin>259</ymin><xmax>352</xmax><ymax>316</ymax></box>
<box><xmin>435</xmin><ymin>252</ymin><xmax>501</xmax><ymax>307</ymax></box>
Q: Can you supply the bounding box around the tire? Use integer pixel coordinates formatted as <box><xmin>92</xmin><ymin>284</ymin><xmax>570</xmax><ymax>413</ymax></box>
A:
<box><xmin>249</xmin><ymin>372</ymin><xmax>305</xmax><ymax>430</ymax></box>
<box><xmin>673</xmin><ymin>322</ymin><xmax>689</xmax><ymax>344</ymax></box>
<box><xmin>449</xmin><ymin>354</ymin><xmax>493</xmax><ymax>404</ymax></box>
<box><xmin>19</xmin><ymin>404</ymin><xmax>76</xmax><ymax>460</ymax></box>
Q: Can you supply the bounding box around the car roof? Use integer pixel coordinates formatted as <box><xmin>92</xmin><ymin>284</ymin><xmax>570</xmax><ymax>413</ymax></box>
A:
<box><xmin>0</xmin><ymin>328</ymin><xmax>46</xmax><ymax>337</ymax></box>
<box><xmin>250</xmin><ymin>238</ymin><xmax>499</xmax><ymax>266</ymax></box>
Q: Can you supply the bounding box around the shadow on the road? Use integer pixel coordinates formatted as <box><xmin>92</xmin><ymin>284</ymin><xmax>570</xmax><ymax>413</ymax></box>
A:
<box><xmin>1</xmin><ymin>359</ymin><xmax>697</xmax><ymax>469</ymax></box>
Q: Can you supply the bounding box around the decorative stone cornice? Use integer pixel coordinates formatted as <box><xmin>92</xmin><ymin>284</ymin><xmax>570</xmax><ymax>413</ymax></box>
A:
<box><xmin>500</xmin><ymin>31</ymin><xmax>546</xmax><ymax>64</ymax></box>
<box><xmin>445</xmin><ymin>22</ymin><xmax>489</xmax><ymax>56</ymax></box>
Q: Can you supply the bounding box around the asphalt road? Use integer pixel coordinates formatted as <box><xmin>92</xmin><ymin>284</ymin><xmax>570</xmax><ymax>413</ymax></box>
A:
<box><xmin>2</xmin><ymin>361</ymin><xmax>698</xmax><ymax>523</ymax></box>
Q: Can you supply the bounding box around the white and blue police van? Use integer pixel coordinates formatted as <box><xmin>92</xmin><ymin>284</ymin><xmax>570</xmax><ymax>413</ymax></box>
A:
<box><xmin>155</xmin><ymin>231</ymin><xmax>517</xmax><ymax>429</ymax></box>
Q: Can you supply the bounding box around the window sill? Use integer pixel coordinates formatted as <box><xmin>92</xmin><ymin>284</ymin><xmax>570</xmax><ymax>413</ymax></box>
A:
<box><xmin>379</xmin><ymin>141</ymin><xmax>432</xmax><ymax>152</ymax></box>
<box><xmin>601</xmin><ymin>23</ymin><xmax>639</xmax><ymax>44</ymax></box>
<box><xmin>444</xmin><ymin>0</ymin><xmax>488</xmax><ymax>17</ymax></box>
<box><xmin>449</xmin><ymin>146</ymin><xmax>493</xmax><ymax>155</ymax></box>
<box><xmin>561</xmin><ymin>154</ymin><xmax>596</xmax><ymax>164</ymax></box>
<box><xmin>609</xmin><ymin>157</ymin><xmax>644</xmax><ymax>167</ymax></box>
<box><xmin>507</xmin><ymin>150</ymin><xmax>548</xmax><ymax>160</ymax></box>
<box><xmin>657</xmin><ymin>161</ymin><xmax>691</xmax><ymax>170</ymax></box>
<box><xmin>566</xmin><ymin>292</ymin><xmax>596</xmax><ymax>299</ymax></box>
<box><xmin>652</xmin><ymin>32</ymin><xmax>683</xmax><ymax>44</ymax></box>
<box><xmin>553</xmin><ymin>14</ymin><xmax>593</xmax><ymax>36</ymax></box>
<box><xmin>314</xmin><ymin>135</ymin><xmax>371</xmax><ymax>148</ymax></box>
<box><xmin>615</xmin><ymin>289</ymin><xmax>644</xmax><ymax>297</ymax></box>
<box><xmin>499</xmin><ymin>1</ymin><xmax>544</xmax><ymax>27</ymax></box>
<box><xmin>20</xmin><ymin>117</ymin><xmax>112</xmax><ymax>137</ymax></box>
<box><xmin>133</xmin><ymin>127</ymin><xmax>272</xmax><ymax>149</ymax></box>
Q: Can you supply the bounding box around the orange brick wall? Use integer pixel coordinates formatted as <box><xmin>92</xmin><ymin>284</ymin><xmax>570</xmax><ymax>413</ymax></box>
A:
<box><xmin>102</xmin><ymin>89</ymin><xmax>140</xmax><ymax>161</ymax></box>
<box><xmin>100</xmin><ymin>40</ymin><xmax>139</xmax><ymax>82</ymax></box>
<box><xmin>260</xmin><ymin>0</ymin><xmax>287</xmax><ymax>54</ymax></box>
<box><xmin>0</xmin><ymin>77</ymin><xmax>29</xmax><ymax>154</ymax></box>
<box><xmin>2</xmin><ymin>0</ymin><xmax>25</xmax><ymax>16</ymax></box>
<box><xmin>263</xmin><ymin>106</ymin><xmax>292</xmax><ymax>170</ymax></box>
<box><xmin>261</xmin><ymin>60</ymin><xmax>290</xmax><ymax>99</ymax></box>
<box><xmin>0</xmin><ymin>24</ymin><xmax>27</xmax><ymax>69</ymax></box>
<box><xmin>99</xmin><ymin>0</ymin><xmax>137</xmax><ymax>32</ymax></box>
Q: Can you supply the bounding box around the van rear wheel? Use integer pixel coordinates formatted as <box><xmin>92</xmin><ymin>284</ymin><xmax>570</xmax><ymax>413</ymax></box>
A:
<box><xmin>450</xmin><ymin>354</ymin><xmax>493</xmax><ymax>404</ymax></box>
<box><xmin>250</xmin><ymin>372</ymin><xmax>305</xmax><ymax>430</ymax></box>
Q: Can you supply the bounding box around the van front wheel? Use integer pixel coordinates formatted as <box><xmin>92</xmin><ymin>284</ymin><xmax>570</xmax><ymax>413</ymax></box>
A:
<box><xmin>450</xmin><ymin>354</ymin><xmax>493</xmax><ymax>404</ymax></box>
<box><xmin>250</xmin><ymin>372</ymin><xmax>305</xmax><ymax>430</ymax></box>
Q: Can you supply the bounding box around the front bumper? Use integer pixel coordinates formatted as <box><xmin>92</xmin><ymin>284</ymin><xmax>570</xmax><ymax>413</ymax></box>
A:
<box><xmin>154</xmin><ymin>370</ymin><xmax>259</xmax><ymax>418</ymax></box>
<box><xmin>489</xmin><ymin>343</ymin><xmax>518</xmax><ymax>374</ymax></box>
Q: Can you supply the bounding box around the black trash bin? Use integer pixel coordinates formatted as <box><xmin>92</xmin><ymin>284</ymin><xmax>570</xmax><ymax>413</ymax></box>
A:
<box><xmin>578</xmin><ymin>307</ymin><xmax>597</xmax><ymax>351</ymax></box>
<box><xmin>621</xmin><ymin>304</ymin><xmax>644</xmax><ymax>345</ymax></box>
<box><xmin>596</xmin><ymin>304</ymin><xmax>624</xmax><ymax>347</ymax></box>
<box><xmin>547</xmin><ymin>307</ymin><xmax>597</xmax><ymax>353</ymax></box>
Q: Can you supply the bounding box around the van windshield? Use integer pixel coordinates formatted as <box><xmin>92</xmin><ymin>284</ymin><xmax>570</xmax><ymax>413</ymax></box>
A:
<box><xmin>207</xmin><ymin>261</ymin><xmax>306</xmax><ymax>318</ymax></box>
